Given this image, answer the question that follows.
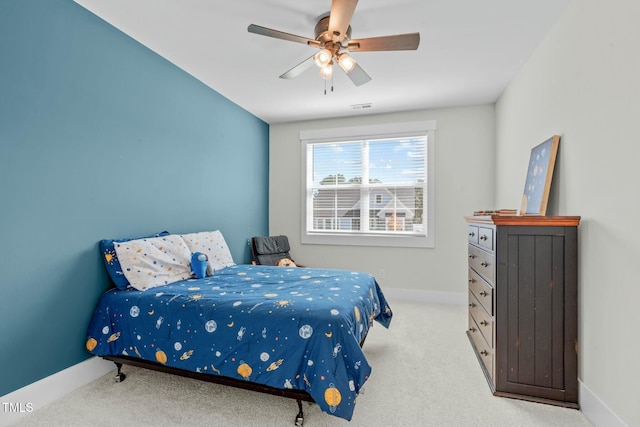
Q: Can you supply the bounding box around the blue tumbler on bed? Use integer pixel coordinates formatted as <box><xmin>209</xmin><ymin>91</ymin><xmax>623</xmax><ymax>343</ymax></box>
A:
<box><xmin>191</xmin><ymin>252</ymin><xmax>208</xmax><ymax>279</ymax></box>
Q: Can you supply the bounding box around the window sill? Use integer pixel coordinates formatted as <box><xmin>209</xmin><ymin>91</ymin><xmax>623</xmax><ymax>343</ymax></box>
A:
<box><xmin>302</xmin><ymin>232</ymin><xmax>434</xmax><ymax>248</ymax></box>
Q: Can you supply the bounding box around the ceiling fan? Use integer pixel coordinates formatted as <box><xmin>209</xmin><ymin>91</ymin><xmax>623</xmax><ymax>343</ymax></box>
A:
<box><xmin>247</xmin><ymin>0</ymin><xmax>420</xmax><ymax>87</ymax></box>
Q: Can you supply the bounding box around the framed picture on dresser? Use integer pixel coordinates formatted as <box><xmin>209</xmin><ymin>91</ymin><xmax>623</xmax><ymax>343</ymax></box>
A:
<box><xmin>519</xmin><ymin>135</ymin><xmax>560</xmax><ymax>215</ymax></box>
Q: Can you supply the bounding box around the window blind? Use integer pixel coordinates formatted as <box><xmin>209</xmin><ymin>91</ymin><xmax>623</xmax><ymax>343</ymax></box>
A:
<box><xmin>307</xmin><ymin>135</ymin><xmax>426</xmax><ymax>236</ymax></box>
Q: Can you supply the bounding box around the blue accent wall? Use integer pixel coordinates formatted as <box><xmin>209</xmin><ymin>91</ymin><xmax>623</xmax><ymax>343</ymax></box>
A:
<box><xmin>0</xmin><ymin>0</ymin><xmax>269</xmax><ymax>396</ymax></box>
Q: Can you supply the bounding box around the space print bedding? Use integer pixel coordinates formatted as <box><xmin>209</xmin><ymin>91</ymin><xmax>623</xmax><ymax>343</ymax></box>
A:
<box><xmin>86</xmin><ymin>263</ymin><xmax>392</xmax><ymax>421</ymax></box>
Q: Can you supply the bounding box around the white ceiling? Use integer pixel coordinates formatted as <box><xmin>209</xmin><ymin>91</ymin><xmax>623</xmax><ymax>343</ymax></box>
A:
<box><xmin>73</xmin><ymin>0</ymin><xmax>571</xmax><ymax>124</ymax></box>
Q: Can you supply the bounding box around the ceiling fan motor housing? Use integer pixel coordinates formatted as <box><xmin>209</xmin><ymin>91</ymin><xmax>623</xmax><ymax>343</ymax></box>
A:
<box><xmin>314</xmin><ymin>15</ymin><xmax>351</xmax><ymax>44</ymax></box>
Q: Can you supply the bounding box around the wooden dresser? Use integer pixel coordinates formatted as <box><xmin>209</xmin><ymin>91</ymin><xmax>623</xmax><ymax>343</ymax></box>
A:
<box><xmin>465</xmin><ymin>215</ymin><xmax>580</xmax><ymax>408</ymax></box>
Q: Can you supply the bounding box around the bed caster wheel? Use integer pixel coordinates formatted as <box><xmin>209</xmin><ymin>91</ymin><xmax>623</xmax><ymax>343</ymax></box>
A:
<box><xmin>114</xmin><ymin>362</ymin><xmax>126</xmax><ymax>383</ymax></box>
<box><xmin>294</xmin><ymin>400</ymin><xmax>304</xmax><ymax>426</ymax></box>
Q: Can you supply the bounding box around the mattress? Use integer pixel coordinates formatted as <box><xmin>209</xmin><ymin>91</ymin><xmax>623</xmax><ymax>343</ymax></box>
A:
<box><xmin>86</xmin><ymin>264</ymin><xmax>392</xmax><ymax>420</ymax></box>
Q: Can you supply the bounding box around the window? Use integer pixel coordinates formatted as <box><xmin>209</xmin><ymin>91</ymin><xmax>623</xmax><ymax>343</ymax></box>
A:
<box><xmin>301</xmin><ymin>121</ymin><xmax>435</xmax><ymax>248</ymax></box>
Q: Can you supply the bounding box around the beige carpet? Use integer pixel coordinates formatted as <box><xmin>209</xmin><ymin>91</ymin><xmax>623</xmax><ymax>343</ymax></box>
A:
<box><xmin>13</xmin><ymin>301</ymin><xmax>593</xmax><ymax>427</ymax></box>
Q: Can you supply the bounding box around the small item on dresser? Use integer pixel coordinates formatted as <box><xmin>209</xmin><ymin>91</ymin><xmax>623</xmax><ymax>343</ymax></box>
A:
<box><xmin>472</xmin><ymin>209</ymin><xmax>518</xmax><ymax>216</ymax></box>
<box><xmin>190</xmin><ymin>252</ymin><xmax>208</xmax><ymax>279</ymax></box>
<box><xmin>473</xmin><ymin>210</ymin><xmax>500</xmax><ymax>216</ymax></box>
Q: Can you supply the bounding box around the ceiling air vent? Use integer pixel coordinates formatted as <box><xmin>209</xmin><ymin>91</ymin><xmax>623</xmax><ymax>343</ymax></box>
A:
<box><xmin>351</xmin><ymin>103</ymin><xmax>372</xmax><ymax>110</ymax></box>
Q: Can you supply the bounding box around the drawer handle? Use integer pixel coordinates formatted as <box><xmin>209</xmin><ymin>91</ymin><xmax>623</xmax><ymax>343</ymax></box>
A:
<box><xmin>468</xmin><ymin>254</ymin><xmax>476</xmax><ymax>259</ymax></box>
<box><xmin>481</xmin><ymin>261</ymin><xmax>489</xmax><ymax>267</ymax></box>
<box><xmin>479</xmin><ymin>291</ymin><xmax>487</xmax><ymax>297</ymax></box>
<box><xmin>480</xmin><ymin>350</ymin><xmax>489</xmax><ymax>356</ymax></box>
<box><xmin>480</xmin><ymin>320</ymin><xmax>489</xmax><ymax>326</ymax></box>
<box><xmin>469</xmin><ymin>327</ymin><xmax>477</xmax><ymax>333</ymax></box>
<box><xmin>468</xmin><ymin>278</ymin><xmax>476</xmax><ymax>283</ymax></box>
<box><xmin>469</xmin><ymin>232</ymin><xmax>475</xmax><ymax>237</ymax></box>
<box><xmin>480</xmin><ymin>235</ymin><xmax>488</xmax><ymax>241</ymax></box>
<box><xmin>469</xmin><ymin>302</ymin><xmax>476</xmax><ymax>308</ymax></box>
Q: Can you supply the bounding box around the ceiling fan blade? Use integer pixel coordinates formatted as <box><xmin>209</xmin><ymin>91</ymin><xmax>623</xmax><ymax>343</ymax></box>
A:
<box><xmin>279</xmin><ymin>55</ymin><xmax>316</xmax><ymax>79</ymax></box>
<box><xmin>347</xmin><ymin>32</ymin><xmax>420</xmax><ymax>51</ymax></box>
<box><xmin>328</xmin><ymin>0</ymin><xmax>358</xmax><ymax>42</ymax></box>
<box><xmin>248</xmin><ymin>24</ymin><xmax>320</xmax><ymax>47</ymax></box>
<box><xmin>345</xmin><ymin>63</ymin><xmax>371</xmax><ymax>86</ymax></box>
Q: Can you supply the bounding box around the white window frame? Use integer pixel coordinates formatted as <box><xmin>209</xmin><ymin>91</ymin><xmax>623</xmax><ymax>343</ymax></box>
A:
<box><xmin>301</xmin><ymin>121</ymin><xmax>436</xmax><ymax>248</ymax></box>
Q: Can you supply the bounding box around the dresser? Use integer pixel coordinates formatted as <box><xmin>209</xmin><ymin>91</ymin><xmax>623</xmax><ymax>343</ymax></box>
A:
<box><xmin>465</xmin><ymin>215</ymin><xmax>580</xmax><ymax>408</ymax></box>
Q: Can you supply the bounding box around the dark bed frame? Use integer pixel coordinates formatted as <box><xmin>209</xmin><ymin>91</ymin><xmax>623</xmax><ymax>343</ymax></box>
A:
<box><xmin>104</xmin><ymin>354</ymin><xmax>314</xmax><ymax>426</ymax></box>
<box><xmin>103</xmin><ymin>327</ymin><xmax>370</xmax><ymax>426</ymax></box>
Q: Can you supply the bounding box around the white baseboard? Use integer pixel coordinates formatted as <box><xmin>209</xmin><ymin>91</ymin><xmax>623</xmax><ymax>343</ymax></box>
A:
<box><xmin>579</xmin><ymin>380</ymin><xmax>628</xmax><ymax>427</ymax></box>
<box><xmin>0</xmin><ymin>334</ymin><xmax>627</xmax><ymax>427</ymax></box>
<box><xmin>383</xmin><ymin>287</ymin><xmax>466</xmax><ymax>305</ymax></box>
<box><xmin>0</xmin><ymin>356</ymin><xmax>114</xmax><ymax>427</ymax></box>
<box><xmin>385</xmin><ymin>290</ymin><xmax>629</xmax><ymax>427</ymax></box>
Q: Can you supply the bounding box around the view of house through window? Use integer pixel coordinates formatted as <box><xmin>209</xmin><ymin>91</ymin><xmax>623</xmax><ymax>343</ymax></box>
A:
<box><xmin>301</xmin><ymin>118</ymin><xmax>433</xmax><ymax>251</ymax></box>
<box><xmin>302</xmin><ymin>121</ymin><xmax>435</xmax><ymax>248</ymax></box>
<box><xmin>309</xmin><ymin>137</ymin><xmax>425</xmax><ymax>235</ymax></box>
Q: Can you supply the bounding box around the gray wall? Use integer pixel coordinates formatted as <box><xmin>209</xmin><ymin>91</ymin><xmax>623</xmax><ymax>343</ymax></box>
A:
<box><xmin>270</xmin><ymin>105</ymin><xmax>495</xmax><ymax>294</ymax></box>
<box><xmin>495</xmin><ymin>1</ymin><xmax>639</xmax><ymax>426</ymax></box>
<box><xmin>271</xmin><ymin>2</ymin><xmax>640</xmax><ymax>425</ymax></box>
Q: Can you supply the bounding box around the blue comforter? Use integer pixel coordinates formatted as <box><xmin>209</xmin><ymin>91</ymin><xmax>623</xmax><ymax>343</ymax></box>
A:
<box><xmin>86</xmin><ymin>265</ymin><xmax>392</xmax><ymax>421</ymax></box>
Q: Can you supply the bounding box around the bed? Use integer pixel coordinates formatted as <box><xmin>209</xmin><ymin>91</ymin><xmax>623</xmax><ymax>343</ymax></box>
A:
<box><xmin>86</xmin><ymin>231</ymin><xmax>392</xmax><ymax>424</ymax></box>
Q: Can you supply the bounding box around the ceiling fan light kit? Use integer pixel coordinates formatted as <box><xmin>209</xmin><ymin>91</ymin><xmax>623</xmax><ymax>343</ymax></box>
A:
<box><xmin>337</xmin><ymin>53</ymin><xmax>356</xmax><ymax>73</ymax></box>
<box><xmin>314</xmin><ymin>48</ymin><xmax>333</xmax><ymax>68</ymax></box>
<box><xmin>320</xmin><ymin>63</ymin><xmax>334</xmax><ymax>80</ymax></box>
<box><xmin>247</xmin><ymin>0</ymin><xmax>420</xmax><ymax>89</ymax></box>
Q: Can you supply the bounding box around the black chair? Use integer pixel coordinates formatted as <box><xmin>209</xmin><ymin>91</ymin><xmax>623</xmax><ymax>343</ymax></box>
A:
<box><xmin>251</xmin><ymin>235</ymin><xmax>304</xmax><ymax>267</ymax></box>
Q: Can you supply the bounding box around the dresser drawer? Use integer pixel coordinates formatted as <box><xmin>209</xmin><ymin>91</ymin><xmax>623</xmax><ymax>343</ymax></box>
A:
<box><xmin>468</xmin><ymin>267</ymin><xmax>493</xmax><ymax>315</ymax></box>
<box><xmin>468</xmin><ymin>244</ymin><xmax>496</xmax><ymax>284</ymax></box>
<box><xmin>478</xmin><ymin>226</ymin><xmax>494</xmax><ymax>251</ymax></box>
<box><xmin>469</xmin><ymin>291</ymin><xmax>494</xmax><ymax>347</ymax></box>
<box><xmin>468</xmin><ymin>316</ymin><xmax>493</xmax><ymax>380</ymax></box>
<box><xmin>468</xmin><ymin>225</ymin><xmax>479</xmax><ymax>245</ymax></box>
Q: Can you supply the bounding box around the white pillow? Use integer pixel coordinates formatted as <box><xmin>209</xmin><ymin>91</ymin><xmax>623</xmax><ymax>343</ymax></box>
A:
<box><xmin>114</xmin><ymin>235</ymin><xmax>192</xmax><ymax>291</ymax></box>
<box><xmin>180</xmin><ymin>230</ymin><xmax>235</xmax><ymax>275</ymax></box>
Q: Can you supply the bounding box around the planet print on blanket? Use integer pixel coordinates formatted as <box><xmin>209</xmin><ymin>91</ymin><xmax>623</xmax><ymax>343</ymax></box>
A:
<box><xmin>237</xmin><ymin>362</ymin><xmax>252</xmax><ymax>379</ymax></box>
<box><xmin>86</xmin><ymin>338</ymin><xmax>97</xmax><ymax>352</ymax></box>
<box><xmin>155</xmin><ymin>350</ymin><xmax>167</xmax><ymax>364</ymax></box>
<box><xmin>325</xmin><ymin>384</ymin><xmax>342</xmax><ymax>413</ymax></box>
<box><xmin>204</xmin><ymin>320</ymin><xmax>217</xmax><ymax>333</ymax></box>
<box><xmin>299</xmin><ymin>324</ymin><xmax>313</xmax><ymax>339</ymax></box>
<box><xmin>85</xmin><ymin>264</ymin><xmax>393</xmax><ymax>421</ymax></box>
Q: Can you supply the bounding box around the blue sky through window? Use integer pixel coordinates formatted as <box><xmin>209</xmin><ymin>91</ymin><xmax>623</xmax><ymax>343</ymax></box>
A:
<box><xmin>312</xmin><ymin>137</ymin><xmax>425</xmax><ymax>186</ymax></box>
